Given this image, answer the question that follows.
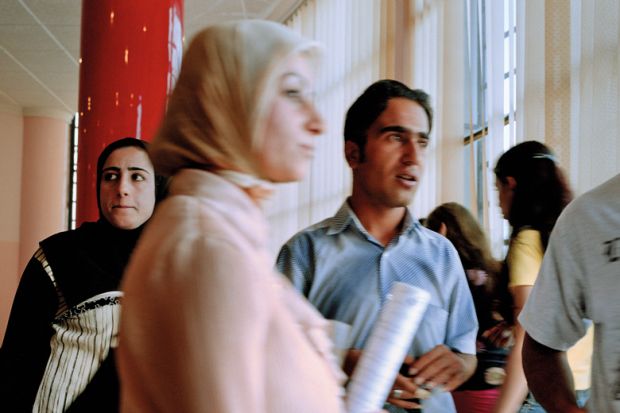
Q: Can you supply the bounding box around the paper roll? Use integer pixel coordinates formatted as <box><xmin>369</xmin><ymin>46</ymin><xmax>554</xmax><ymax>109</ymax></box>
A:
<box><xmin>345</xmin><ymin>282</ymin><xmax>431</xmax><ymax>413</ymax></box>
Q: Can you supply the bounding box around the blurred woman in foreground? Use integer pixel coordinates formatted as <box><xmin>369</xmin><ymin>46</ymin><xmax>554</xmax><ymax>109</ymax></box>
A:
<box><xmin>118</xmin><ymin>20</ymin><xmax>349</xmax><ymax>413</ymax></box>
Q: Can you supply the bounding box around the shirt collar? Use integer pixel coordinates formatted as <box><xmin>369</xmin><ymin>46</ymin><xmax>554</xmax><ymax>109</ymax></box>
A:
<box><xmin>326</xmin><ymin>199</ymin><xmax>421</xmax><ymax>237</ymax></box>
<box><xmin>326</xmin><ymin>200</ymin><xmax>355</xmax><ymax>235</ymax></box>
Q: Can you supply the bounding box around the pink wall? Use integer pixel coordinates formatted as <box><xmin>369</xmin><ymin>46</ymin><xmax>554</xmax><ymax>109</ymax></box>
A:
<box><xmin>0</xmin><ymin>108</ymin><xmax>24</xmax><ymax>342</ymax></box>
<box><xmin>19</xmin><ymin>114</ymin><xmax>70</xmax><ymax>273</ymax></box>
<box><xmin>0</xmin><ymin>110</ymin><xmax>70</xmax><ymax>343</ymax></box>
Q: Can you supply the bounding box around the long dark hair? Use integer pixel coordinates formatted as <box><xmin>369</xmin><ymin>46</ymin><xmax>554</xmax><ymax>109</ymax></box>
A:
<box><xmin>426</xmin><ymin>202</ymin><xmax>504</xmax><ymax>329</ymax></box>
<box><xmin>426</xmin><ymin>202</ymin><xmax>500</xmax><ymax>277</ymax></box>
<box><xmin>494</xmin><ymin>141</ymin><xmax>572</xmax><ymax>248</ymax></box>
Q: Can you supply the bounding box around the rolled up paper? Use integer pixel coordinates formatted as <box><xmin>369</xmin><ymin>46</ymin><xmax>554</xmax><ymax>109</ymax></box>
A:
<box><xmin>346</xmin><ymin>282</ymin><xmax>431</xmax><ymax>413</ymax></box>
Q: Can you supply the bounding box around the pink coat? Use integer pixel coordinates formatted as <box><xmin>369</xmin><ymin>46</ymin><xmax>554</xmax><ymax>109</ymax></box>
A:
<box><xmin>118</xmin><ymin>169</ymin><xmax>346</xmax><ymax>412</ymax></box>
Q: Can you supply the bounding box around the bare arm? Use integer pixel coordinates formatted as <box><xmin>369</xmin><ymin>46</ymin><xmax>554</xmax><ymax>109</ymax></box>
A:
<box><xmin>492</xmin><ymin>285</ymin><xmax>531</xmax><ymax>413</ymax></box>
<box><xmin>522</xmin><ymin>333</ymin><xmax>586</xmax><ymax>413</ymax></box>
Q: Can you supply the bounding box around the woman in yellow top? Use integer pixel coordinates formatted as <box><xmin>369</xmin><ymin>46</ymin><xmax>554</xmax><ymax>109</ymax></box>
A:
<box><xmin>492</xmin><ymin>141</ymin><xmax>592</xmax><ymax>413</ymax></box>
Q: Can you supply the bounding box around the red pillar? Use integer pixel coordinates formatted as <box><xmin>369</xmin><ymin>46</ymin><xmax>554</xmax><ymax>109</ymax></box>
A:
<box><xmin>76</xmin><ymin>0</ymin><xmax>183</xmax><ymax>224</ymax></box>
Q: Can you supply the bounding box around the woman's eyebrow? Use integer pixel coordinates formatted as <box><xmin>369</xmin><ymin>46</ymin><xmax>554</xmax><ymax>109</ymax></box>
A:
<box><xmin>128</xmin><ymin>167</ymin><xmax>151</xmax><ymax>174</ymax></box>
<box><xmin>281</xmin><ymin>72</ymin><xmax>307</xmax><ymax>84</ymax></box>
<box><xmin>102</xmin><ymin>166</ymin><xmax>151</xmax><ymax>174</ymax></box>
<box><xmin>282</xmin><ymin>72</ymin><xmax>302</xmax><ymax>78</ymax></box>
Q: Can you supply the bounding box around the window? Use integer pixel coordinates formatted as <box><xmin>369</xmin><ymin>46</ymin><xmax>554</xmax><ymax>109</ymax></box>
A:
<box><xmin>464</xmin><ymin>0</ymin><xmax>517</xmax><ymax>256</ymax></box>
<box><xmin>67</xmin><ymin>113</ymin><xmax>79</xmax><ymax>230</ymax></box>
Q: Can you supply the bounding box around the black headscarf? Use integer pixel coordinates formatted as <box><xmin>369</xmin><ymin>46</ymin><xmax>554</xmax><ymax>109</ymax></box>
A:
<box><xmin>40</xmin><ymin>137</ymin><xmax>165</xmax><ymax>308</ymax></box>
<box><xmin>96</xmin><ymin>137</ymin><xmax>168</xmax><ymax>214</ymax></box>
<box><xmin>2</xmin><ymin>137</ymin><xmax>165</xmax><ymax>413</ymax></box>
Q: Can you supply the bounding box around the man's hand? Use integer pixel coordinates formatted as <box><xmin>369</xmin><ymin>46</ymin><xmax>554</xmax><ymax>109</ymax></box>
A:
<box><xmin>343</xmin><ymin>350</ymin><xmax>424</xmax><ymax>409</ymax></box>
<box><xmin>343</xmin><ymin>347</ymin><xmax>475</xmax><ymax>409</ymax></box>
<box><xmin>405</xmin><ymin>345</ymin><xmax>476</xmax><ymax>393</ymax></box>
<box><xmin>386</xmin><ymin>356</ymin><xmax>424</xmax><ymax>410</ymax></box>
<box><xmin>342</xmin><ymin>348</ymin><xmax>362</xmax><ymax>377</ymax></box>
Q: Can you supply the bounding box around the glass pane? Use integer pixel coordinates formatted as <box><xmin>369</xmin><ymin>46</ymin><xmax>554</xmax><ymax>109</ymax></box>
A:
<box><xmin>464</xmin><ymin>0</ymin><xmax>488</xmax><ymax>136</ymax></box>
<box><xmin>463</xmin><ymin>143</ymin><xmax>471</xmax><ymax>209</ymax></box>
<box><xmin>69</xmin><ymin>113</ymin><xmax>79</xmax><ymax>230</ymax></box>
<box><xmin>504</xmin><ymin>36</ymin><xmax>510</xmax><ymax>73</ymax></box>
<box><xmin>504</xmin><ymin>78</ymin><xmax>510</xmax><ymax>115</ymax></box>
<box><xmin>503</xmin><ymin>123</ymin><xmax>511</xmax><ymax>148</ymax></box>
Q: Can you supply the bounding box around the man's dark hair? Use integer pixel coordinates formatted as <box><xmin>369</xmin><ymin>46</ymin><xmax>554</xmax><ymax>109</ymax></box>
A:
<box><xmin>343</xmin><ymin>79</ymin><xmax>433</xmax><ymax>159</ymax></box>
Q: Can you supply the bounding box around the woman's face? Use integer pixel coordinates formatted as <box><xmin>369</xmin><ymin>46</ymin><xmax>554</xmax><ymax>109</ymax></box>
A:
<box><xmin>256</xmin><ymin>54</ymin><xmax>324</xmax><ymax>182</ymax></box>
<box><xmin>99</xmin><ymin>146</ymin><xmax>156</xmax><ymax>229</ymax></box>
<box><xmin>496</xmin><ymin>177</ymin><xmax>514</xmax><ymax>219</ymax></box>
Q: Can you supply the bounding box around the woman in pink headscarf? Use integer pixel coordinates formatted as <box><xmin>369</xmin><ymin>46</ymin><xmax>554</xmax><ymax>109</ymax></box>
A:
<box><xmin>117</xmin><ymin>20</ymin><xmax>349</xmax><ymax>413</ymax></box>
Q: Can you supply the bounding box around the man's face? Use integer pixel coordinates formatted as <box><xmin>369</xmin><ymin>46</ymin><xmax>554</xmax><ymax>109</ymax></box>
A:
<box><xmin>346</xmin><ymin>97</ymin><xmax>429</xmax><ymax>208</ymax></box>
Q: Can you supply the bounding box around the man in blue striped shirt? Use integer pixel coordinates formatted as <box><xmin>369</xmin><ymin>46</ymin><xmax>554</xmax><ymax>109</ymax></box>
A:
<box><xmin>277</xmin><ymin>79</ymin><xmax>477</xmax><ymax>413</ymax></box>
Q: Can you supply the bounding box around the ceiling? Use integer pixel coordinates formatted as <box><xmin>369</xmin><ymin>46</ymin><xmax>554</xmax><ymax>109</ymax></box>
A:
<box><xmin>0</xmin><ymin>0</ymin><xmax>302</xmax><ymax>117</ymax></box>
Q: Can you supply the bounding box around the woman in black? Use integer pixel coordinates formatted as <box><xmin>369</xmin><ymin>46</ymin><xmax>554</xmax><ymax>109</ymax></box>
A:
<box><xmin>0</xmin><ymin>137</ymin><xmax>164</xmax><ymax>412</ymax></box>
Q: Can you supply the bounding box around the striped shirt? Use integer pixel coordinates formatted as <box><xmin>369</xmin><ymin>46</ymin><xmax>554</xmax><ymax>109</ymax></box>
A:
<box><xmin>33</xmin><ymin>249</ymin><xmax>122</xmax><ymax>412</ymax></box>
<box><xmin>277</xmin><ymin>201</ymin><xmax>478</xmax><ymax>413</ymax></box>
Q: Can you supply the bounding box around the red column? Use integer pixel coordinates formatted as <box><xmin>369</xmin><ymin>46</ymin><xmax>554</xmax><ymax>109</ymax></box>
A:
<box><xmin>76</xmin><ymin>0</ymin><xmax>183</xmax><ymax>224</ymax></box>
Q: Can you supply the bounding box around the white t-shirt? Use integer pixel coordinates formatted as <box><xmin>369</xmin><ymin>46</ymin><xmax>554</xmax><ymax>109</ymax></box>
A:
<box><xmin>520</xmin><ymin>173</ymin><xmax>620</xmax><ymax>413</ymax></box>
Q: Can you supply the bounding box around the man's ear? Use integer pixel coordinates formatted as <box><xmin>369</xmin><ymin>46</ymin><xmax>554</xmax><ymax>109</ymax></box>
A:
<box><xmin>344</xmin><ymin>140</ymin><xmax>361</xmax><ymax>167</ymax></box>
<box><xmin>506</xmin><ymin>176</ymin><xmax>517</xmax><ymax>190</ymax></box>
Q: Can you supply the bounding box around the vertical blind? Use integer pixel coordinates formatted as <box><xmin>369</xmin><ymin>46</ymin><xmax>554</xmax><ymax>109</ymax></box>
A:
<box><xmin>264</xmin><ymin>0</ymin><xmax>467</xmax><ymax>256</ymax></box>
<box><xmin>264</xmin><ymin>0</ymin><xmax>380</xmax><ymax>256</ymax></box>
<box><xmin>267</xmin><ymin>0</ymin><xmax>620</xmax><ymax>260</ymax></box>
